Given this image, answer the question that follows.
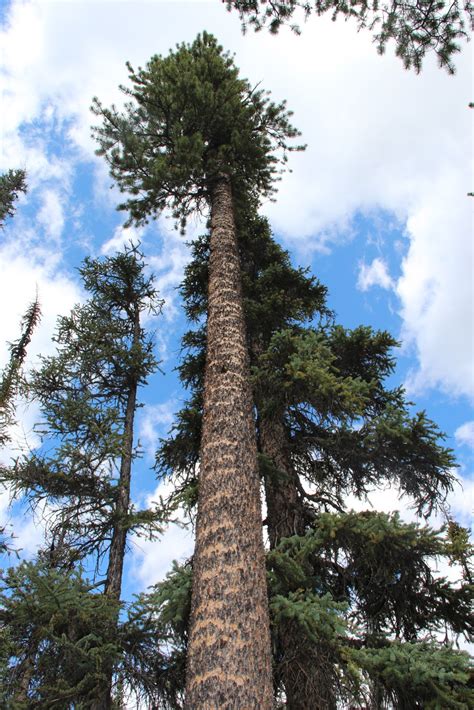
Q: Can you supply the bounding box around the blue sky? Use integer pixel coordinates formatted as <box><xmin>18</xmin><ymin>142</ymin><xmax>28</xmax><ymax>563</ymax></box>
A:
<box><xmin>0</xmin><ymin>1</ymin><xmax>472</xmax><ymax>602</ymax></box>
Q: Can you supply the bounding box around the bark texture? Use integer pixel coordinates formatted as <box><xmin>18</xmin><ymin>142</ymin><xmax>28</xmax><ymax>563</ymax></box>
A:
<box><xmin>260</xmin><ymin>412</ymin><xmax>336</xmax><ymax>710</ymax></box>
<box><xmin>185</xmin><ymin>177</ymin><xmax>273</xmax><ymax>709</ymax></box>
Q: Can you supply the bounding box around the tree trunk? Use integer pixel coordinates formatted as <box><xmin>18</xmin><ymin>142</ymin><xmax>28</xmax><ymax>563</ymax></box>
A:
<box><xmin>259</xmin><ymin>412</ymin><xmax>336</xmax><ymax>710</ymax></box>
<box><xmin>260</xmin><ymin>412</ymin><xmax>306</xmax><ymax>548</ymax></box>
<box><xmin>92</xmin><ymin>310</ymin><xmax>140</xmax><ymax>710</ymax></box>
<box><xmin>185</xmin><ymin>176</ymin><xmax>273</xmax><ymax>709</ymax></box>
<box><xmin>104</xmin><ymin>310</ymin><xmax>139</xmax><ymax>601</ymax></box>
<box><xmin>14</xmin><ymin>647</ymin><xmax>35</xmax><ymax>705</ymax></box>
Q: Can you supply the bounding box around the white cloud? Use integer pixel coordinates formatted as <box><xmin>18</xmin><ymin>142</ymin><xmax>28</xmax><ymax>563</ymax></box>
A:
<box><xmin>129</xmin><ymin>479</ymin><xmax>194</xmax><ymax>590</ymax></box>
<box><xmin>37</xmin><ymin>188</ymin><xmax>65</xmax><ymax>243</ymax></box>
<box><xmin>397</xmin><ymin>172</ymin><xmax>473</xmax><ymax>401</ymax></box>
<box><xmin>357</xmin><ymin>257</ymin><xmax>394</xmax><ymax>291</ymax></box>
<box><xmin>455</xmin><ymin>421</ymin><xmax>474</xmax><ymax>450</ymax></box>
<box><xmin>148</xmin><ymin>219</ymin><xmax>193</xmax><ymax>319</ymax></box>
<box><xmin>138</xmin><ymin>400</ymin><xmax>177</xmax><ymax>461</ymax></box>
<box><xmin>345</xmin><ymin>469</ymin><xmax>473</xmax><ymax>532</ymax></box>
<box><xmin>0</xmin><ymin>245</ymin><xmax>81</xmax><ymax>370</ymax></box>
<box><xmin>100</xmin><ymin>223</ymin><xmax>144</xmax><ymax>255</ymax></box>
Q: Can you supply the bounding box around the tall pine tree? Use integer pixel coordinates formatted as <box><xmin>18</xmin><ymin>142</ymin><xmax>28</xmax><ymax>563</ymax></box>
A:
<box><xmin>92</xmin><ymin>33</ymin><xmax>303</xmax><ymax>707</ymax></box>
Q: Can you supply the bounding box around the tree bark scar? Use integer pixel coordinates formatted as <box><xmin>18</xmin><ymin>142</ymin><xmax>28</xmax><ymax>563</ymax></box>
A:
<box><xmin>185</xmin><ymin>176</ymin><xmax>273</xmax><ymax>709</ymax></box>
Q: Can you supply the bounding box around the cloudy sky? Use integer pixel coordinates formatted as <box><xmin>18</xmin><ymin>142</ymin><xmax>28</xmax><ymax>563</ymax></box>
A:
<box><xmin>0</xmin><ymin>0</ymin><xmax>472</xmax><ymax>599</ymax></box>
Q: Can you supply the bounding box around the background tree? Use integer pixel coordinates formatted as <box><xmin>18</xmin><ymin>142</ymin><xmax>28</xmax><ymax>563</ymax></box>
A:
<box><xmin>225</xmin><ymin>0</ymin><xmax>474</xmax><ymax>73</ymax></box>
<box><xmin>92</xmin><ymin>32</ymin><xmax>303</xmax><ymax>707</ymax></box>
<box><xmin>0</xmin><ymin>245</ymin><xmax>164</xmax><ymax>707</ymax></box>
<box><xmin>155</xmin><ymin>208</ymin><xmax>472</xmax><ymax>708</ymax></box>
<box><xmin>0</xmin><ymin>169</ymin><xmax>27</xmax><ymax>229</ymax></box>
<box><xmin>0</xmin><ymin>560</ymin><xmax>120</xmax><ymax>708</ymax></box>
<box><xmin>0</xmin><ymin>169</ymin><xmax>41</xmax><ymax>554</ymax></box>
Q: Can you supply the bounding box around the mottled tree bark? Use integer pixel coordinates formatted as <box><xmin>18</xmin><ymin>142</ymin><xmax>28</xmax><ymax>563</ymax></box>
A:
<box><xmin>260</xmin><ymin>412</ymin><xmax>336</xmax><ymax>710</ymax></box>
<box><xmin>185</xmin><ymin>176</ymin><xmax>273</xmax><ymax>709</ymax></box>
<box><xmin>92</xmin><ymin>310</ymin><xmax>140</xmax><ymax>710</ymax></box>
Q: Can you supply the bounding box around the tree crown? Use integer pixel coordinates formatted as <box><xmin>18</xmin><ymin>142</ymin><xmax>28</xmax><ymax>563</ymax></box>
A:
<box><xmin>92</xmin><ymin>32</ymin><xmax>303</xmax><ymax>229</ymax></box>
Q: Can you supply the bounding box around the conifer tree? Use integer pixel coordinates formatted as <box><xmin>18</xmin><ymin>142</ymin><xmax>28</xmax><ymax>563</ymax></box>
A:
<box><xmin>0</xmin><ymin>298</ymin><xmax>41</xmax><ymax>451</ymax></box>
<box><xmin>92</xmin><ymin>33</ymin><xmax>303</xmax><ymax>707</ymax></box>
<box><xmin>0</xmin><ymin>168</ymin><xmax>35</xmax><ymax>449</ymax></box>
<box><xmin>0</xmin><ymin>169</ymin><xmax>26</xmax><ymax>229</ymax></box>
<box><xmin>0</xmin><ymin>559</ymin><xmax>120</xmax><ymax>708</ymax></box>
<box><xmin>156</xmin><ymin>210</ymin><xmax>472</xmax><ymax>708</ymax></box>
<box><xmin>225</xmin><ymin>0</ymin><xmax>474</xmax><ymax>73</ymax></box>
<box><xmin>0</xmin><ymin>245</ymin><xmax>163</xmax><ymax>707</ymax></box>
<box><xmin>0</xmin><ymin>169</ymin><xmax>41</xmax><ymax>553</ymax></box>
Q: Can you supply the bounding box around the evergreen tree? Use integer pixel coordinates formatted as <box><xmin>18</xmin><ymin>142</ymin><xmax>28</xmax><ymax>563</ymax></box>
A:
<box><xmin>0</xmin><ymin>245</ymin><xmax>164</xmax><ymax>706</ymax></box>
<box><xmin>0</xmin><ymin>169</ymin><xmax>26</xmax><ymax>229</ymax></box>
<box><xmin>0</xmin><ymin>170</ymin><xmax>41</xmax><ymax>554</ymax></box>
<box><xmin>0</xmin><ymin>560</ymin><xmax>120</xmax><ymax>708</ymax></box>
<box><xmin>0</xmin><ymin>298</ymin><xmax>41</xmax><ymax>451</ymax></box>
<box><xmin>156</xmin><ymin>210</ymin><xmax>472</xmax><ymax>708</ymax></box>
<box><xmin>225</xmin><ymin>0</ymin><xmax>474</xmax><ymax>73</ymax></box>
<box><xmin>0</xmin><ymin>169</ymin><xmax>37</xmax><ymax>449</ymax></box>
<box><xmin>92</xmin><ymin>33</ymin><xmax>303</xmax><ymax>707</ymax></box>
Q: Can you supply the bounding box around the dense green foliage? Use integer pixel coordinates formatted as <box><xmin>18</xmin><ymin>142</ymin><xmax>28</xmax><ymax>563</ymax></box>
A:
<box><xmin>0</xmin><ymin>169</ymin><xmax>26</xmax><ymax>229</ymax></box>
<box><xmin>225</xmin><ymin>0</ymin><xmax>474</xmax><ymax>73</ymax></box>
<box><xmin>92</xmin><ymin>32</ymin><xmax>303</xmax><ymax>229</ymax></box>
<box><xmin>157</xmin><ymin>210</ymin><xmax>456</xmax><ymax>518</ymax></box>
<box><xmin>0</xmin><ymin>561</ymin><xmax>119</xmax><ymax>708</ymax></box>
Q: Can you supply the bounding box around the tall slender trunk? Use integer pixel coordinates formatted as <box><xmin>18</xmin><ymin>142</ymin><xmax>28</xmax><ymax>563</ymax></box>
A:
<box><xmin>259</xmin><ymin>412</ymin><xmax>336</xmax><ymax>710</ymax></box>
<box><xmin>14</xmin><ymin>647</ymin><xmax>35</xmax><ymax>705</ymax></box>
<box><xmin>185</xmin><ymin>176</ymin><xmax>273</xmax><ymax>709</ymax></box>
<box><xmin>92</xmin><ymin>309</ymin><xmax>140</xmax><ymax>710</ymax></box>
<box><xmin>104</xmin><ymin>309</ymin><xmax>139</xmax><ymax>601</ymax></box>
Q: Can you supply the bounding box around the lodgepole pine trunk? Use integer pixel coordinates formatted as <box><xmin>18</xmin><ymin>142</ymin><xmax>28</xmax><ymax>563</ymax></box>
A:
<box><xmin>185</xmin><ymin>176</ymin><xmax>273</xmax><ymax>709</ymax></box>
<box><xmin>92</xmin><ymin>310</ymin><xmax>140</xmax><ymax>710</ymax></box>
<box><xmin>260</xmin><ymin>411</ymin><xmax>336</xmax><ymax>710</ymax></box>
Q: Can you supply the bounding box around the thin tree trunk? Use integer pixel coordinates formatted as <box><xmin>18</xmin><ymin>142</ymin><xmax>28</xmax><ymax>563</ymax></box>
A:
<box><xmin>92</xmin><ymin>309</ymin><xmax>140</xmax><ymax>710</ymax></box>
<box><xmin>104</xmin><ymin>309</ymin><xmax>139</xmax><ymax>601</ymax></box>
<box><xmin>14</xmin><ymin>647</ymin><xmax>35</xmax><ymax>705</ymax></box>
<box><xmin>185</xmin><ymin>176</ymin><xmax>273</xmax><ymax>709</ymax></box>
<box><xmin>259</xmin><ymin>412</ymin><xmax>336</xmax><ymax>710</ymax></box>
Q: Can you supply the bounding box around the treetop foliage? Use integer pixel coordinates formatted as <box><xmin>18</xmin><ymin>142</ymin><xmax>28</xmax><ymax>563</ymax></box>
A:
<box><xmin>225</xmin><ymin>0</ymin><xmax>474</xmax><ymax>74</ymax></box>
<box><xmin>92</xmin><ymin>32</ymin><xmax>304</xmax><ymax>230</ymax></box>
